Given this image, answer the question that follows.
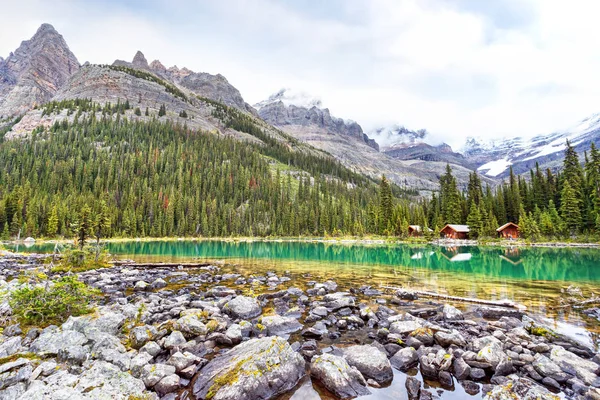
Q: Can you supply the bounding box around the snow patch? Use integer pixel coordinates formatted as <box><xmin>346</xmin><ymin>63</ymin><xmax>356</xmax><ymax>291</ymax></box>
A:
<box><xmin>254</xmin><ymin>88</ymin><xmax>322</xmax><ymax>110</ymax></box>
<box><xmin>477</xmin><ymin>158</ymin><xmax>512</xmax><ymax>177</ymax></box>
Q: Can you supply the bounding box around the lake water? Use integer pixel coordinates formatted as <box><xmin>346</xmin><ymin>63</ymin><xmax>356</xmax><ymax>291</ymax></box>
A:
<box><xmin>8</xmin><ymin>239</ymin><xmax>600</xmax><ymax>398</ymax></box>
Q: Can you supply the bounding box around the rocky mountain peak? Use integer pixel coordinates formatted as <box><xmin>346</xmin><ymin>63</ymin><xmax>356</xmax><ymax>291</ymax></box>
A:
<box><xmin>0</xmin><ymin>23</ymin><xmax>79</xmax><ymax>118</ymax></box>
<box><xmin>132</xmin><ymin>51</ymin><xmax>149</xmax><ymax>69</ymax></box>
<box><xmin>256</xmin><ymin>89</ymin><xmax>378</xmax><ymax>151</ymax></box>
<box><xmin>149</xmin><ymin>59</ymin><xmax>166</xmax><ymax>73</ymax></box>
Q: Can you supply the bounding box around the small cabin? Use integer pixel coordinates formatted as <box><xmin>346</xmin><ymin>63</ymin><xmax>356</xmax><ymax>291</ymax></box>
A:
<box><xmin>440</xmin><ymin>224</ymin><xmax>470</xmax><ymax>239</ymax></box>
<box><xmin>408</xmin><ymin>225</ymin><xmax>432</xmax><ymax>237</ymax></box>
<box><xmin>497</xmin><ymin>222</ymin><xmax>519</xmax><ymax>239</ymax></box>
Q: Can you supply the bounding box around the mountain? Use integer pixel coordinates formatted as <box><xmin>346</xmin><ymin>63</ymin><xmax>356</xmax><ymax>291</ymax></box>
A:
<box><xmin>256</xmin><ymin>89</ymin><xmax>490</xmax><ymax>191</ymax></box>
<box><xmin>1</xmin><ymin>24</ymin><xmax>487</xmax><ymax>194</ymax></box>
<box><xmin>0</xmin><ymin>23</ymin><xmax>79</xmax><ymax>119</ymax></box>
<box><xmin>256</xmin><ymin>89</ymin><xmax>378</xmax><ymax>150</ymax></box>
<box><xmin>463</xmin><ymin>113</ymin><xmax>600</xmax><ymax>178</ymax></box>
<box><xmin>370</xmin><ymin>124</ymin><xmax>475</xmax><ymax>169</ymax></box>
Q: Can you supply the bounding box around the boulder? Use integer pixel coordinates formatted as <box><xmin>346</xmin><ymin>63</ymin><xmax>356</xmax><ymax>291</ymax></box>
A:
<box><xmin>174</xmin><ymin>315</ymin><xmax>208</xmax><ymax>338</ymax></box>
<box><xmin>30</xmin><ymin>329</ymin><xmax>87</xmax><ymax>356</ymax></box>
<box><xmin>405</xmin><ymin>376</ymin><xmax>421</xmax><ymax>399</ymax></box>
<box><xmin>549</xmin><ymin>345</ymin><xmax>600</xmax><ymax>387</ymax></box>
<box><xmin>323</xmin><ymin>292</ymin><xmax>355</xmax><ymax>311</ymax></box>
<box><xmin>390</xmin><ymin>347</ymin><xmax>418</xmax><ymax>371</ymax></box>
<box><xmin>75</xmin><ymin>360</ymin><xmax>147</xmax><ymax>399</ymax></box>
<box><xmin>261</xmin><ymin>315</ymin><xmax>303</xmax><ymax>337</ymax></box>
<box><xmin>342</xmin><ymin>345</ymin><xmax>393</xmax><ymax>385</ymax></box>
<box><xmin>224</xmin><ymin>296</ymin><xmax>262</xmax><ymax>320</ymax></box>
<box><xmin>483</xmin><ymin>376</ymin><xmax>560</xmax><ymax>400</ymax></box>
<box><xmin>140</xmin><ymin>363</ymin><xmax>176</xmax><ymax>388</ymax></box>
<box><xmin>310</xmin><ymin>353</ymin><xmax>371</xmax><ymax>399</ymax></box>
<box><xmin>389</xmin><ymin>320</ymin><xmax>423</xmax><ymax>335</ymax></box>
<box><xmin>443</xmin><ymin>304</ymin><xmax>463</xmax><ymax>320</ymax></box>
<box><xmin>193</xmin><ymin>337</ymin><xmax>305</xmax><ymax>400</ymax></box>
<box><xmin>435</xmin><ymin>330</ymin><xmax>466</xmax><ymax>348</ymax></box>
<box><xmin>130</xmin><ymin>325</ymin><xmax>157</xmax><ymax>349</ymax></box>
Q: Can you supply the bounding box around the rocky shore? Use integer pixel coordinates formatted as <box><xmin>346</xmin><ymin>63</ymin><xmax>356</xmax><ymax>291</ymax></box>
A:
<box><xmin>0</xmin><ymin>252</ymin><xmax>598</xmax><ymax>399</ymax></box>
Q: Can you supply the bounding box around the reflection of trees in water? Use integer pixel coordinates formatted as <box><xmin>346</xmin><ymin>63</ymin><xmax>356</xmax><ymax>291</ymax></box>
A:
<box><xmin>98</xmin><ymin>241</ymin><xmax>600</xmax><ymax>283</ymax></box>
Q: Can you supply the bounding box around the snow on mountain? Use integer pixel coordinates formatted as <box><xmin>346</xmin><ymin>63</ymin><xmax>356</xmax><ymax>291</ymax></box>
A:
<box><xmin>254</xmin><ymin>88</ymin><xmax>322</xmax><ymax>111</ymax></box>
<box><xmin>368</xmin><ymin>124</ymin><xmax>429</xmax><ymax>149</ymax></box>
<box><xmin>465</xmin><ymin>112</ymin><xmax>600</xmax><ymax>178</ymax></box>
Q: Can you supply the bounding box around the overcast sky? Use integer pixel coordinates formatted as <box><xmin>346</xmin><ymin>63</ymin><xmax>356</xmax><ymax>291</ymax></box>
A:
<box><xmin>2</xmin><ymin>0</ymin><xmax>600</xmax><ymax>148</ymax></box>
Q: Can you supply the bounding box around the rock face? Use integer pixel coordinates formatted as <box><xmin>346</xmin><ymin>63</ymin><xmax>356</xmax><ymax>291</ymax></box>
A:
<box><xmin>256</xmin><ymin>89</ymin><xmax>379</xmax><ymax>151</ymax></box>
<box><xmin>192</xmin><ymin>337</ymin><xmax>305</xmax><ymax>400</ymax></box>
<box><xmin>310</xmin><ymin>353</ymin><xmax>371</xmax><ymax>399</ymax></box>
<box><xmin>484</xmin><ymin>376</ymin><xmax>560</xmax><ymax>400</ymax></box>
<box><xmin>0</xmin><ymin>23</ymin><xmax>79</xmax><ymax>118</ymax></box>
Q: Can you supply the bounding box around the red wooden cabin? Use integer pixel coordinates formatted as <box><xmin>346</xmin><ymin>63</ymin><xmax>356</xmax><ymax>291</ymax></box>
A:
<box><xmin>497</xmin><ymin>222</ymin><xmax>519</xmax><ymax>239</ymax></box>
<box><xmin>440</xmin><ymin>224</ymin><xmax>470</xmax><ymax>239</ymax></box>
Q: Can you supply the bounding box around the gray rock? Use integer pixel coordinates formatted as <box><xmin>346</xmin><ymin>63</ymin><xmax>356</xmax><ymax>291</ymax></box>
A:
<box><xmin>74</xmin><ymin>360</ymin><xmax>147</xmax><ymax>399</ymax></box>
<box><xmin>310</xmin><ymin>353</ymin><xmax>370</xmax><ymax>399</ymax></box>
<box><xmin>389</xmin><ymin>320</ymin><xmax>423</xmax><ymax>335</ymax></box>
<box><xmin>163</xmin><ymin>331</ymin><xmax>186</xmax><ymax>349</ymax></box>
<box><xmin>533</xmin><ymin>354</ymin><xmax>569</xmax><ymax>382</ymax></box>
<box><xmin>483</xmin><ymin>376</ymin><xmax>560</xmax><ymax>399</ymax></box>
<box><xmin>224</xmin><ymin>296</ymin><xmax>262</xmax><ymax>320</ymax></box>
<box><xmin>130</xmin><ymin>325</ymin><xmax>156</xmax><ymax>349</ymax></box>
<box><xmin>443</xmin><ymin>304</ymin><xmax>463</xmax><ymax>320</ymax></box>
<box><xmin>550</xmin><ymin>345</ymin><xmax>600</xmax><ymax>387</ymax></box>
<box><xmin>167</xmin><ymin>351</ymin><xmax>198</xmax><ymax>372</ymax></box>
<box><xmin>323</xmin><ymin>292</ymin><xmax>356</xmax><ymax>311</ymax></box>
<box><xmin>0</xmin><ymin>358</ymin><xmax>30</xmax><ymax>375</ymax></box>
<box><xmin>435</xmin><ymin>330</ymin><xmax>467</xmax><ymax>347</ymax></box>
<box><xmin>140</xmin><ymin>363</ymin><xmax>176</xmax><ymax>388</ymax></box>
<box><xmin>174</xmin><ymin>315</ymin><xmax>207</xmax><ymax>338</ymax></box>
<box><xmin>30</xmin><ymin>330</ymin><xmax>87</xmax><ymax>356</ymax></box>
<box><xmin>57</xmin><ymin>345</ymin><xmax>87</xmax><ymax>365</ymax></box>
<box><xmin>131</xmin><ymin>352</ymin><xmax>154</xmax><ymax>378</ymax></box>
<box><xmin>150</xmin><ymin>278</ymin><xmax>167</xmax><ymax>289</ymax></box>
<box><xmin>140</xmin><ymin>341</ymin><xmax>162</xmax><ymax>357</ymax></box>
<box><xmin>0</xmin><ymin>336</ymin><xmax>22</xmax><ymax>358</ymax></box>
<box><xmin>406</xmin><ymin>376</ymin><xmax>421</xmax><ymax>399</ymax></box>
<box><xmin>193</xmin><ymin>337</ymin><xmax>305</xmax><ymax>400</ymax></box>
<box><xmin>453</xmin><ymin>357</ymin><xmax>471</xmax><ymax>380</ymax></box>
<box><xmin>0</xmin><ymin>364</ymin><xmax>32</xmax><ymax>390</ymax></box>
<box><xmin>154</xmin><ymin>373</ymin><xmax>180</xmax><ymax>396</ymax></box>
<box><xmin>390</xmin><ymin>347</ymin><xmax>418</xmax><ymax>371</ymax></box>
<box><xmin>342</xmin><ymin>345</ymin><xmax>393</xmax><ymax>385</ymax></box>
<box><xmin>261</xmin><ymin>315</ymin><xmax>303</xmax><ymax>337</ymax></box>
<box><xmin>134</xmin><ymin>281</ymin><xmax>149</xmax><ymax>291</ymax></box>
<box><xmin>470</xmin><ymin>368</ymin><xmax>486</xmax><ymax>380</ymax></box>
<box><xmin>62</xmin><ymin>312</ymin><xmax>126</xmax><ymax>336</ymax></box>
<box><xmin>225</xmin><ymin>324</ymin><xmax>243</xmax><ymax>344</ymax></box>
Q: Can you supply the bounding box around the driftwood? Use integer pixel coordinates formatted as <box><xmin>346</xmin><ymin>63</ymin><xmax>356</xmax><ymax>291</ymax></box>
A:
<box><xmin>110</xmin><ymin>261</ymin><xmax>211</xmax><ymax>269</ymax></box>
<box><xmin>380</xmin><ymin>285</ymin><xmax>526</xmax><ymax>310</ymax></box>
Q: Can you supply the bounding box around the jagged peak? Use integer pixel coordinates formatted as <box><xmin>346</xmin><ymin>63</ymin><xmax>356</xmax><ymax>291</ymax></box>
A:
<box><xmin>132</xmin><ymin>51</ymin><xmax>148</xmax><ymax>68</ymax></box>
<box><xmin>254</xmin><ymin>88</ymin><xmax>322</xmax><ymax>111</ymax></box>
<box><xmin>34</xmin><ymin>23</ymin><xmax>59</xmax><ymax>37</ymax></box>
<box><xmin>149</xmin><ymin>59</ymin><xmax>166</xmax><ymax>72</ymax></box>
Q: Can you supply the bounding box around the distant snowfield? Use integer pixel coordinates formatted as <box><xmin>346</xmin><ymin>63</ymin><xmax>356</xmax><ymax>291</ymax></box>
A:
<box><xmin>477</xmin><ymin>158</ymin><xmax>512</xmax><ymax>177</ymax></box>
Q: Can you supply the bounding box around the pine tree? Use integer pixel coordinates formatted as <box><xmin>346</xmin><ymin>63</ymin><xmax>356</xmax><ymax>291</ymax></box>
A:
<box><xmin>134</xmin><ymin>107</ymin><xmax>141</xmax><ymax>116</ymax></box>
<box><xmin>145</xmin><ymin>107</ymin><xmax>149</xmax><ymax>116</ymax></box>
<box><xmin>73</xmin><ymin>205</ymin><xmax>92</xmax><ymax>250</ymax></box>
<box><xmin>560</xmin><ymin>180</ymin><xmax>581</xmax><ymax>236</ymax></box>
<box><xmin>158</xmin><ymin>104</ymin><xmax>166</xmax><ymax>117</ymax></box>
<box><xmin>440</xmin><ymin>164</ymin><xmax>462</xmax><ymax>224</ymax></box>
<box><xmin>92</xmin><ymin>201</ymin><xmax>111</xmax><ymax>261</ymax></box>
<box><xmin>47</xmin><ymin>205</ymin><xmax>59</xmax><ymax>237</ymax></box>
<box><xmin>179</xmin><ymin>110</ymin><xmax>188</xmax><ymax>118</ymax></box>
<box><xmin>466</xmin><ymin>203</ymin><xmax>482</xmax><ymax>238</ymax></box>
<box><xmin>379</xmin><ymin>175</ymin><xmax>393</xmax><ymax>234</ymax></box>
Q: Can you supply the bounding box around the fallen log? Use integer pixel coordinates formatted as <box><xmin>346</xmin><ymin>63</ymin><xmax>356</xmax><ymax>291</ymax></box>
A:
<box><xmin>379</xmin><ymin>284</ymin><xmax>526</xmax><ymax>310</ymax></box>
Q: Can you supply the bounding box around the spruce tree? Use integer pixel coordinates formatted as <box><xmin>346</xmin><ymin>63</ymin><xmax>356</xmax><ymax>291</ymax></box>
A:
<box><xmin>466</xmin><ymin>203</ymin><xmax>482</xmax><ymax>238</ymax></box>
<box><xmin>560</xmin><ymin>180</ymin><xmax>581</xmax><ymax>236</ymax></box>
<box><xmin>378</xmin><ymin>175</ymin><xmax>393</xmax><ymax>234</ymax></box>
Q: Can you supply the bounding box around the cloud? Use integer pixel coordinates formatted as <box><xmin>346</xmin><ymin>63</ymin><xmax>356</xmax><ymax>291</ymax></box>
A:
<box><xmin>2</xmin><ymin>0</ymin><xmax>600</xmax><ymax>149</ymax></box>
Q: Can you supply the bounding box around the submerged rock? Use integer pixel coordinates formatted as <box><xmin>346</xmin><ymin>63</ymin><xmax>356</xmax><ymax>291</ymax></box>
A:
<box><xmin>310</xmin><ymin>353</ymin><xmax>371</xmax><ymax>399</ymax></box>
<box><xmin>193</xmin><ymin>337</ymin><xmax>305</xmax><ymax>400</ymax></box>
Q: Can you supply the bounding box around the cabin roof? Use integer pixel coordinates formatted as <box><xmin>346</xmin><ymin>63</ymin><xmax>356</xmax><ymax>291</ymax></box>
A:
<box><xmin>409</xmin><ymin>225</ymin><xmax>433</xmax><ymax>232</ymax></box>
<box><xmin>496</xmin><ymin>222</ymin><xmax>519</xmax><ymax>232</ymax></box>
<box><xmin>441</xmin><ymin>224</ymin><xmax>470</xmax><ymax>233</ymax></box>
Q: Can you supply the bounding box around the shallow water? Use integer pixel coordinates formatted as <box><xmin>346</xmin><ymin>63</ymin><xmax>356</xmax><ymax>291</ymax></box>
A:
<box><xmin>9</xmin><ymin>240</ymin><xmax>599</xmax><ymax>398</ymax></box>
